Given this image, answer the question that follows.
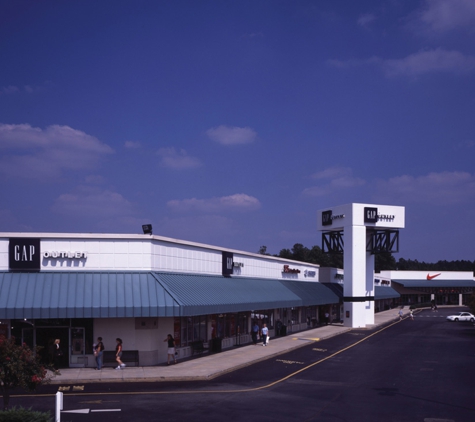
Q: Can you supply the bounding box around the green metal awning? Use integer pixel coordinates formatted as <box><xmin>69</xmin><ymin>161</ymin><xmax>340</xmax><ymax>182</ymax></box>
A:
<box><xmin>0</xmin><ymin>272</ymin><xmax>180</xmax><ymax>319</ymax></box>
<box><xmin>0</xmin><ymin>271</ymin><xmax>345</xmax><ymax>319</ymax></box>
<box><xmin>374</xmin><ymin>285</ymin><xmax>400</xmax><ymax>299</ymax></box>
<box><xmin>392</xmin><ymin>279</ymin><xmax>475</xmax><ymax>288</ymax></box>
<box><xmin>153</xmin><ymin>272</ymin><xmax>302</xmax><ymax>316</ymax></box>
<box><xmin>278</xmin><ymin>280</ymin><xmax>340</xmax><ymax>306</ymax></box>
<box><xmin>321</xmin><ymin>283</ymin><xmax>400</xmax><ymax>300</ymax></box>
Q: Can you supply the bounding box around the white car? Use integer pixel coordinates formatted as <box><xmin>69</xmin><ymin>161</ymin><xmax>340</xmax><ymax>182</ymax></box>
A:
<box><xmin>446</xmin><ymin>312</ymin><xmax>475</xmax><ymax>322</ymax></box>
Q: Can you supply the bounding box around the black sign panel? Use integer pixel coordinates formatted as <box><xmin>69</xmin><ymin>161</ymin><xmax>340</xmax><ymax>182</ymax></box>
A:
<box><xmin>222</xmin><ymin>251</ymin><xmax>233</xmax><ymax>276</ymax></box>
<box><xmin>9</xmin><ymin>238</ymin><xmax>41</xmax><ymax>272</ymax></box>
<box><xmin>322</xmin><ymin>210</ymin><xmax>332</xmax><ymax>226</ymax></box>
<box><xmin>364</xmin><ymin>207</ymin><xmax>378</xmax><ymax>223</ymax></box>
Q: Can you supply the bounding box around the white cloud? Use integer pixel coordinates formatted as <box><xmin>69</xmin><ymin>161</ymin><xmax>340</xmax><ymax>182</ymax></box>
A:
<box><xmin>0</xmin><ymin>123</ymin><xmax>113</xmax><ymax>178</ymax></box>
<box><xmin>52</xmin><ymin>186</ymin><xmax>135</xmax><ymax>218</ymax></box>
<box><xmin>414</xmin><ymin>0</ymin><xmax>475</xmax><ymax>33</ymax></box>
<box><xmin>206</xmin><ymin>125</ymin><xmax>257</xmax><ymax>145</ymax></box>
<box><xmin>156</xmin><ymin>214</ymin><xmax>238</xmax><ymax>243</ymax></box>
<box><xmin>357</xmin><ymin>13</ymin><xmax>377</xmax><ymax>28</ymax></box>
<box><xmin>383</xmin><ymin>49</ymin><xmax>475</xmax><ymax>77</ymax></box>
<box><xmin>167</xmin><ymin>193</ymin><xmax>261</xmax><ymax>213</ymax></box>
<box><xmin>1</xmin><ymin>82</ymin><xmax>52</xmax><ymax>95</ymax></box>
<box><xmin>1</xmin><ymin>86</ymin><xmax>20</xmax><ymax>94</ymax></box>
<box><xmin>375</xmin><ymin>171</ymin><xmax>475</xmax><ymax>204</ymax></box>
<box><xmin>327</xmin><ymin>49</ymin><xmax>475</xmax><ymax>77</ymax></box>
<box><xmin>311</xmin><ymin>166</ymin><xmax>353</xmax><ymax>180</ymax></box>
<box><xmin>124</xmin><ymin>140</ymin><xmax>141</xmax><ymax>149</ymax></box>
<box><xmin>156</xmin><ymin>147</ymin><xmax>202</xmax><ymax>169</ymax></box>
<box><xmin>304</xmin><ymin>167</ymin><xmax>365</xmax><ymax>197</ymax></box>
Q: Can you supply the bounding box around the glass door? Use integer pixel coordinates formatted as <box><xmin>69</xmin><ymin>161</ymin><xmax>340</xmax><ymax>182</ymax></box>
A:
<box><xmin>69</xmin><ymin>327</ymin><xmax>87</xmax><ymax>367</ymax></box>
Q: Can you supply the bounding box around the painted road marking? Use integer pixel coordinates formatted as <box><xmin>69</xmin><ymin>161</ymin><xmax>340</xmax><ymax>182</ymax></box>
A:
<box><xmin>62</xmin><ymin>408</ymin><xmax>121</xmax><ymax>414</ymax></box>
<box><xmin>292</xmin><ymin>337</ymin><xmax>320</xmax><ymax>341</ymax></box>
<box><xmin>312</xmin><ymin>348</ymin><xmax>327</xmax><ymax>352</ymax></box>
<box><xmin>276</xmin><ymin>359</ymin><xmax>305</xmax><ymax>365</ymax></box>
<box><xmin>62</xmin><ymin>409</ymin><xmax>90</xmax><ymax>414</ymax></box>
<box><xmin>90</xmin><ymin>409</ymin><xmax>121</xmax><ymax>412</ymax></box>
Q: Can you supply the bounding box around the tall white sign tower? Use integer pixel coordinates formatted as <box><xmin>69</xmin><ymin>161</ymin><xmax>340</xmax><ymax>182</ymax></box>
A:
<box><xmin>317</xmin><ymin>203</ymin><xmax>405</xmax><ymax>328</ymax></box>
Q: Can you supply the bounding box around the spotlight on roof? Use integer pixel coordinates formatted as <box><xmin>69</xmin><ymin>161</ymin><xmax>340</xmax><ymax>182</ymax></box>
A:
<box><xmin>142</xmin><ymin>224</ymin><xmax>153</xmax><ymax>235</ymax></box>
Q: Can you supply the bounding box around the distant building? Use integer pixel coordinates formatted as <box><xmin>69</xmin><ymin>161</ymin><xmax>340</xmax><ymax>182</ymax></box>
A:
<box><xmin>379</xmin><ymin>270</ymin><xmax>475</xmax><ymax>307</ymax></box>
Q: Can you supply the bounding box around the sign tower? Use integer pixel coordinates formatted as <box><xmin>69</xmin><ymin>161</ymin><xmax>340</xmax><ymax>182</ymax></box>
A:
<box><xmin>317</xmin><ymin>203</ymin><xmax>405</xmax><ymax>328</ymax></box>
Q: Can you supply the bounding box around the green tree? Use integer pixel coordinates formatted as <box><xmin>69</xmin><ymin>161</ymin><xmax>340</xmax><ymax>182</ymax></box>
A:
<box><xmin>0</xmin><ymin>336</ymin><xmax>49</xmax><ymax>410</ymax></box>
<box><xmin>257</xmin><ymin>245</ymin><xmax>270</xmax><ymax>255</ymax></box>
<box><xmin>375</xmin><ymin>253</ymin><xmax>397</xmax><ymax>272</ymax></box>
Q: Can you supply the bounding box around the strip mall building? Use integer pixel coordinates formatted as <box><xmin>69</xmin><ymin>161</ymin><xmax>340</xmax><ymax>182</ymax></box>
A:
<box><xmin>0</xmin><ymin>233</ymin><xmax>473</xmax><ymax>367</ymax></box>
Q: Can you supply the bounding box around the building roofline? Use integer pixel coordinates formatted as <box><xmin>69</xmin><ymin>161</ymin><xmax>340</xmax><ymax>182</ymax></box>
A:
<box><xmin>0</xmin><ymin>232</ymin><xmax>320</xmax><ymax>268</ymax></box>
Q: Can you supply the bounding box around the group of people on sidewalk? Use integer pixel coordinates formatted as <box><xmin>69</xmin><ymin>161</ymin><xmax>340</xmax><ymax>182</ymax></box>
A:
<box><xmin>93</xmin><ymin>337</ymin><xmax>126</xmax><ymax>370</ymax></box>
<box><xmin>93</xmin><ymin>334</ymin><xmax>178</xmax><ymax>370</ymax></box>
<box><xmin>251</xmin><ymin>322</ymin><xmax>270</xmax><ymax>346</ymax></box>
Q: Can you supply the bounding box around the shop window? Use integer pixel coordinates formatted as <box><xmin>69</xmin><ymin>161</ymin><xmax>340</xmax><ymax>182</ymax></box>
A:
<box><xmin>251</xmin><ymin>310</ymin><xmax>274</xmax><ymax>329</ymax></box>
<box><xmin>180</xmin><ymin>315</ymin><xmax>208</xmax><ymax>346</ymax></box>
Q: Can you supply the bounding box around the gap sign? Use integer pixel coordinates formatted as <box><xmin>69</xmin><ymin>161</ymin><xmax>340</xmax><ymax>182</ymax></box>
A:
<box><xmin>9</xmin><ymin>238</ymin><xmax>41</xmax><ymax>272</ymax></box>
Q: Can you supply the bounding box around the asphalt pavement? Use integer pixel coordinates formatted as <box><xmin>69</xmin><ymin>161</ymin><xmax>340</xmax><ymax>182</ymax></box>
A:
<box><xmin>50</xmin><ymin>307</ymin><xmax>417</xmax><ymax>385</ymax></box>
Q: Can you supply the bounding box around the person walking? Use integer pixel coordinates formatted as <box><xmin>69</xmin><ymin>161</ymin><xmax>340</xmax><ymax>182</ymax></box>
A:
<box><xmin>409</xmin><ymin>310</ymin><xmax>414</xmax><ymax>321</ymax></box>
<box><xmin>164</xmin><ymin>334</ymin><xmax>177</xmax><ymax>365</ymax></box>
<box><xmin>325</xmin><ymin>312</ymin><xmax>330</xmax><ymax>325</ymax></box>
<box><xmin>251</xmin><ymin>321</ymin><xmax>259</xmax><ymax>345</ymax></box>
<box><xmin>115</xmin><ymin>338</ymin><xmax>126</xmax><ymax>369</ymax></box>
<box><xmin>94</xmin><ymin>337</ymin><xmax>104</xmax><ymax>370</ymax></box>
<box><xmin>398</xmin><ymin>309</ymin><xmax>403</xmax><ymax>320</ymax></box>
<box><xmin>261</xmin><ymin>323</ymin><xmax>269</xmax><ymax>346</ymax></box>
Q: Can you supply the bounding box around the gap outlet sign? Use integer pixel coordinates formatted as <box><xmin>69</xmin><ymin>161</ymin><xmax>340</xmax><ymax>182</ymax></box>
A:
<box><xmin>222</xmin><ymin>251</ymin><xmax>233</xmax><ymax>276</ymax></box>
<box><xmin>9</xmin><ymin>238</ymin><xmax>41</xmax><ymax>272</ymax></box>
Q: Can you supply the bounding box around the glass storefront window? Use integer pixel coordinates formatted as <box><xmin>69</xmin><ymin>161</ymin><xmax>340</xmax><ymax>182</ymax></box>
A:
<box><xmin>251</xmin><ymin>310</ymin><xmax>274</xmax><ymax>329</ymax></box>
<box><xmin>180</xmin><ymin>315</ymin><xmax>208</xmax><ymax>346</ymax></box>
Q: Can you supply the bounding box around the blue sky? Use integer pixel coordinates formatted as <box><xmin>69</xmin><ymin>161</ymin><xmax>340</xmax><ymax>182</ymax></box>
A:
<box><xmin>1</xmin><ymin>0</ymin><xmax>474</xmax><ymax>262</ymax></box>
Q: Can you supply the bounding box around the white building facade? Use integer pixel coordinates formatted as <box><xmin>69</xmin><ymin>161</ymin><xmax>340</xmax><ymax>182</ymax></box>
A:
<box><xmin>0</xmin><ymin>233</ymin><xmax>337</xmax><ymax>367</ymax></box>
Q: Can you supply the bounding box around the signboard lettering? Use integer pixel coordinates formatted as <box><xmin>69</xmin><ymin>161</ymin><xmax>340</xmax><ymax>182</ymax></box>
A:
<box><xmin>9</xmin><ymin>238</ymin><xmax>40</xmax><ymax>272</ymax></box>
<box><xmin>222</xmin><ymin>251</ymin><xmax>233</xmax><ymax>276</ymax></box>
<box><xmin>364</xmin><ymin>207</ymin><xmax>378</xmax><ymax>223</ymax></box>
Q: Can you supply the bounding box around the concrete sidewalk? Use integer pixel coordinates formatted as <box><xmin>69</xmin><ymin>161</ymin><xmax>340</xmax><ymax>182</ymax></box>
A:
<box><xmin>49</xmin><ymin>308</ymin><xmax>408</xmax><ymax>384</ymax></box>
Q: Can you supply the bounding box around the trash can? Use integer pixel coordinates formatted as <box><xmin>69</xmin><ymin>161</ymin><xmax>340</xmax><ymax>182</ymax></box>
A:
<box><xmin>210</xmin><ymin>337</ymin><xmax>222</xmax><ymax>353</ymax></box>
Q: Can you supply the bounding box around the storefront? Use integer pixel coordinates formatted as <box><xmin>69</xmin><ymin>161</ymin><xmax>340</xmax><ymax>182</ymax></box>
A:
<box><xmin>379</xmin><ymin>271</ymin><xmax>475</xmax><ymax>307</ymax></box>
<box><xmin>0</xmin><ymin>233</ymin><xmax>339</xmax><ymax>366</ymax></box>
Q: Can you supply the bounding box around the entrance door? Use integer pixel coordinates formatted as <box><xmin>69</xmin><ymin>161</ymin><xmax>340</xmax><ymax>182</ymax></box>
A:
<box><xmin>21</xmin><ymin>328</ymin><xmax>35</xmax><ymax>350</ymax></box>
<box><xmin>70</xmin><ymin>327</ymin><xmax>87</xmax><ymax>367</ymax></box>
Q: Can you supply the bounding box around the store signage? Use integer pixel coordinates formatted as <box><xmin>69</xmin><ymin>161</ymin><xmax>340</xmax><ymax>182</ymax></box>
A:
<box><xmin>233</xmin><ymin>262</ymin><xmax>244</xmax><ymax>267</ymax></box>
<box><xmin>322</xmin><ymin>210</ymin><xmax>345</xmax><ymax>226</ymax></box>
<box><xmin>322</xmin><ymin>210</ymin><xmax>332</xmax><ymax>226</ymax></box>
<box><xmin>304</xmin><ymin>270</ymin><xmax>316</xmax><ymax>277</ymax></box>
<box><xmin>42</xmin><ymin>251</ymin><xmax>88</xmax><ymax>259</ymax></box>
<box><xmin>222</xmin><ymin>251</ymin><xmax>233</xmax><ymax>276</ymax></box>
<box><xmin>364</xmin><ymin>207</ymin><xmax>395</xmax><ymax>223</ymax></box>
<box><xmin>364</xmin><ymin>207</ymin><xmax>378</xmax><ymax>223</ymax></box>
<box><xmin>334</xmin><ymin>274</ymin><xmax>344</xmax><ymax>280</ymax></box>
<box><xmin>9</xmin><ymin>238</ymin><xmax>40</xmax><ymax>272</ymax></box>
<box><xmin>283</xmin><ymin>265</ymin><xmax>300</xmax><ymax>274</ymax></box>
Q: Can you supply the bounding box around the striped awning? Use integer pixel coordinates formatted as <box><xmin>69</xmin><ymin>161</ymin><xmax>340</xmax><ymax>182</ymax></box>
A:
<box><xmin>0</xmin><ymin>271</ymin><xmax>344</xmax><ymax>319</ymax></box>
<box><xmin>0</xmin><ymin>272</ymin><xmax>179</xmax><ymax>319</ymax></box>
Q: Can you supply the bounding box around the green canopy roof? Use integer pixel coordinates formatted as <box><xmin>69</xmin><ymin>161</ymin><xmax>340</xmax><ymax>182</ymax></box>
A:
<box><xmin>0</xmin><ymin>271</ymin><xmax>340</xmax><ymax>319</ymax></box>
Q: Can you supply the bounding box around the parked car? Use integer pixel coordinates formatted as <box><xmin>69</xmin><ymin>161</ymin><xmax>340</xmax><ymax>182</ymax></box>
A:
<box><xmin>446</xmin><ymin>312</ymin><xmax>475</xmax><ymax>322</ymax></box>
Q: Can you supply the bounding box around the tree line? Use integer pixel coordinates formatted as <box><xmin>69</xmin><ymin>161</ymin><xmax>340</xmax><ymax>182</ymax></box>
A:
<box><xmin>258</xmin><ymin>244</ymin><xmax>475</xmax><ymax>274</ymax></box>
